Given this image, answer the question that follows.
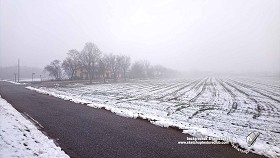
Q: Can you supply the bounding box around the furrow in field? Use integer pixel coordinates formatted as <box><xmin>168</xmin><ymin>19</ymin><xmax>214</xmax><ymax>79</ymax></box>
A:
<box><xmin>237</xmin><ymin>78</ymin><xmax>280</xmax><ymax>92</ymax></box>
<box><xmin>227</xmin><ymin>79</ymin><xmax>280</xmax><ymax>117</ymax></box>
<box><xmin>108</xmin><ymin>80</ymin><xmax>165</xmax><ymax>92</ymax></box>
<box><xmin>216</xmin><ymin>79</ymin><xmax>237</xmax><ymax>114</ymax></box>
<box><xmin>189</xmin><ymin>78</ymin><xmax>208</xmax><ymax>103</ymax></box>
<box><xmin>224</xmin><ymin>80</ymin><xmax>262</xmax><ymax>119</ymax></box>
<box><xmin>209</xmin><ymin>78</ymin><xmax>217</xmax><ymax>98</ymax></box>
<box><xmin>155</xmin><ymin>79</ymin><xmax>202</xmax><ymax>100</ymax></box>
<box><xmin>140</xmin><ymin>80</ymin><xmax>193</xmax><ymax>100</ymax></box>
<box><xmin>232</xmin><ymin>79</ymin><xmax>280</xmax><ymax>100</ymax></box>
<box><xmin>229</xmin><ymin>79</ymin><xmax>280</xmax><ymax>103</ymax></box>
<box><xmin>168</xmin><ymin>78</ymin><xmax>211</xmax><ymax>118</ymax></box>
<box><xmin>205</xmin><ymin>77</ymin><xmax>219</xmax><ymax>104</ymax></box>
<box><xmin>120</xmin><ymin>82</ymin><xmax>159</xmax><ymax>91</ymax></box>
<box><xmin>101</xmin><ymin>81</ymin><xmax>166</xmax><ymax>98</ymax></box>
<box><xmin>102</xmin><ymin>82</ymin><xmax>141</xmax><ymax>91</ymax></box>
<box><xmin>103</xmin><ymin>79</ymin><xmax>189</xmax><ymax>102</ymax></box>
<box><xmin>147</xmin><ymin>79</ymin><xmax>189</xmax><ymax>93</ymax></box>
<box><xmin>165</xmin><ymin>80</ymin><xmax>200</xmax><ymax>101</ymax></box>
<box><xmin>130</xmin><ymin>79</ymin><xmax>186</xmax><ymax>93</ymax></box>
<box><xmin>156</xmin><ymin>79</ymin><xmax>205</xmax><ymax>116</ymax></box>
<box><xmin>183</xmin><ymin>78</ymin><xmax>222</xmax><ymax>118</ymax></box>
<box><xmin>174</xmin><ymin>78</ymin><xmax>209</xmax><ymax>104</ymax></box>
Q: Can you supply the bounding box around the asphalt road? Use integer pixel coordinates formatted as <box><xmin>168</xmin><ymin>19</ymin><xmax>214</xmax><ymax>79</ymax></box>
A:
<box><xmin>0</xmin><ymin>81</ymin><xmax>264</xmax><ymax>158</ymax></box>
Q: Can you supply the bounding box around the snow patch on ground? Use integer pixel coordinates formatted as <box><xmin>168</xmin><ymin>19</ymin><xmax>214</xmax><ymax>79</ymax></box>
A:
<box><xmin>0</xmin><ymin>95</ymin><xmax>69</xmax><ymax>158</ymax></box>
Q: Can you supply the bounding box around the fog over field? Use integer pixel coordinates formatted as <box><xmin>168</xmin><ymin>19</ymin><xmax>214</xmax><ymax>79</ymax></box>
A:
<box><xmin>1</xmin><ymin>1</ymin><xmax>280</xmax><ymax>157</ymax></box>
<box><xmin>0</xmin><ymin>0</ymin><xmax>279</xmax><ymax>75</ymax></box>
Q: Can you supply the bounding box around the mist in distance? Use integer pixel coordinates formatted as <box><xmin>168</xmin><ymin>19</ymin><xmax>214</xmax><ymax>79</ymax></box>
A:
<box><xmin>0</xmin><ymin>0</ymin><xmax>279</xmax><ymax>75</ymax></box>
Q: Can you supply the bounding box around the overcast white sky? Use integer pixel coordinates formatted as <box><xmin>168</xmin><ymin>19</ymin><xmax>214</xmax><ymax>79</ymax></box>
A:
<box><xmin>0</xmin><ymin>0</ymin><xmax>279</xmax><ymax>73</ymax></box>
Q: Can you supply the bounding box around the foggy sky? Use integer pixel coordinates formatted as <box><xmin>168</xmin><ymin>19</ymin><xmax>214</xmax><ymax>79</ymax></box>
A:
<box><xmin>0</xmin><ymin>0</ymin><xmax>279</xmax><ymax>73</ymax></box>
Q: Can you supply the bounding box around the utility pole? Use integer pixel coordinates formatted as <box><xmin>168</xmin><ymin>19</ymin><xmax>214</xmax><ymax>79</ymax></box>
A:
<box><xmin>14</xmin><ymin>73</ymin><xmax>17</xmax><ymax>82</ymax></box>
<box><xmin>18</xmin><ymin>59</ymin><xmax>20</xmax><ymax>82</ymax></box>
<box><xmin>32</xmin><ymin>73</ymin><xmax>35</xmax><ymax>82</ymax></box>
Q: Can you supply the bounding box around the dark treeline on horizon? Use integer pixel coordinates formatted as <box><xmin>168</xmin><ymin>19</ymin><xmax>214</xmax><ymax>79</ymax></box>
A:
<box><xmin>44</xmin><ymin>42</ymin><xmax>179</xmax><ymax>83</ymax></box>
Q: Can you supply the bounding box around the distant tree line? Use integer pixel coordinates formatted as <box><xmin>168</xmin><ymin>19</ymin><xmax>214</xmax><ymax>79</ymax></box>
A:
<box><xmin>44</xmin><ymin>42</ymin><xmax>179</xmax><ymax>83</ymax></box>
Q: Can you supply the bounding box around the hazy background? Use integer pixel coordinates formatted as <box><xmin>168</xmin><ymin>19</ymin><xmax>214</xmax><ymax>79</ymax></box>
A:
<box><xmin>1</xmin><ymin>0</ymin><xmax>279</xmax><ymax>75</ymax></box>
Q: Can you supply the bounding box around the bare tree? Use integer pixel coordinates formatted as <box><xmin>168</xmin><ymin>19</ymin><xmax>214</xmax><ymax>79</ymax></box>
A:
<box><xmin>143</xmin><ymin>60</ymin><xmax>151</xmax><ymax>78</ymax></box>
<box><xmin>105</xmin><ymin>54</ymin><xmax>122</xmax><ymax>81</ymax></box>
<box><xmin>152</xmin><ymin>65</ymin><xmax>180</xmax><ymax>78</ymax></box>
<box><xmin>129</xmin><ymin>61</ymin><xmax>145</xmax><ymax>79</ymax></box>
<box><xmin>97</xmin><ymin>56</ymin><xmax>107</xmax><ymax>83</ymax></box>
<box><xmin>115</xmin><ymin>55</ymin><xmax>123</xmax><ymax>80</ymax></box>
<box><xmin>44</xmin><ymin>60</ymin><xmax>62</xmax><ymax>80</ymax></box>
<box><xmin>79</xmin><ymin>42</ymin><xmax>101</xmax><ymax>84</ymax></box>
<box><xmin>153</xmin><ymin>65</ymin><xmax>166</xmax><ymax>77</ymax></box>
<box><xmin>119</xmin><ymin>55</ymin><xmax>131</xmax><ymax>81</ymax></box>
<box><xmin>129</xmin><ymin>60</ymin><xmax>154</xmax><ymax>79</ymax></box>
<box><xmin>62</xmin><ymin>49</ymin><xmax>80</xmax><ymax>80</ymax></box>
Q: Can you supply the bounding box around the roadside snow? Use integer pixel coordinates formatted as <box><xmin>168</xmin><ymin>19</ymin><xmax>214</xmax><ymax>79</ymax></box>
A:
<box><xmin>1</xmin><ymin>80</ymin><xmax>27</xmax><ymax>85</ymax></box>
<box><xmin>0</xmin><ymin>96</ymin><xmax>69</xmax><ymax>158</ymax></box>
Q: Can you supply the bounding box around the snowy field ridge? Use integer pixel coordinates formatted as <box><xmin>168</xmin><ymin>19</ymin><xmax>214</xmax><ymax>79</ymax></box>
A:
<box><xmin>0</xmin><ymin>96</ymin><xmax>69</xmax><ymax>158</ymax></box>
<box><xmin>26</xmin><ymin>77</ymin><xmax>280</xmax><ymax>158</ymax></box>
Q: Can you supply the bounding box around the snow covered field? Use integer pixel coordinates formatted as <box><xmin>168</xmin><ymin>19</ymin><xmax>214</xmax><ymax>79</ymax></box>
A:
<box><xmin>0</xmin><ymin>96</ymin><xmax>69</xmax><ymax>158</ymax></box>
<box><xmin>26</xmin><ymin>77</ymin><xmax>280</xmax><ymax>157</ymax></box>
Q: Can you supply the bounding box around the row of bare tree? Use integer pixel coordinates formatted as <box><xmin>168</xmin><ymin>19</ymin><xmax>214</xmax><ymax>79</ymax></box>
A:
<box><xmin>44</xmin><ymin>42</ymin><xmax>178</xmax><ymax>83</ymax></box>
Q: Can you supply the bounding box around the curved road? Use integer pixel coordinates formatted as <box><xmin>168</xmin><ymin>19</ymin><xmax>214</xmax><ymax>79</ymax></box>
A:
<box><xmin>0</xmin><ymin>82</ymin><xmax>264</xmax><ymax>158</ymax></box>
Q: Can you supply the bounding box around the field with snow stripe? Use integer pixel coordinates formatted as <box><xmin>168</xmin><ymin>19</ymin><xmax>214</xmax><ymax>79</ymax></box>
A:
<box><xmin>27</xmin><ymin>77</ymin><xmax>280</xmax><ymax>158</ymax></box>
